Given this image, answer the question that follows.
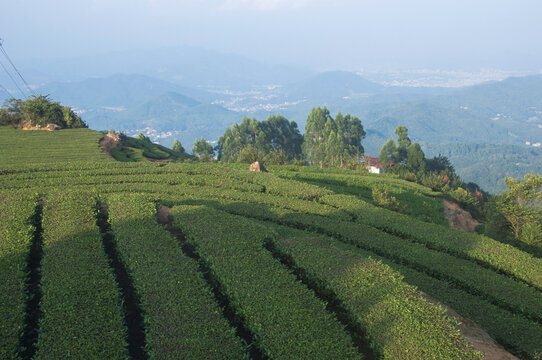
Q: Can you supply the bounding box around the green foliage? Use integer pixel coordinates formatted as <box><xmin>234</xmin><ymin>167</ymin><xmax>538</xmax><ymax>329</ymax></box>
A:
<box><xmin>378</xmin><ymin>127</ymin><xmax>479</xmax><ymax>209</ymax></box>
<box><xmin>0</xmin><ymin>192</ymin><xmax>37</xmax><ymax>359</ymax></box>
<box><xmin>386</xmin><ymin>258</ymin><xmax>542</xmax><ymax>359</ymax></box>
<box><xmin>0</xmin><ymin>98</ymin><xmax>23</xmax><ymax>126</ymax></box>
<box><xmin>378</xmin><ymin>137</ymin><xmax>397</xmax><ymax>165</ymax></box>
<box><xmin>192</xmin><ymin>137</ymin><xmax>215</xmax><ymax>161</ymax></box>
<box><xmin>520</xmin><ymin>221</ymin><xmax>542</xmax><ymax>247</ymax></box>
<box><xmin>35</xmin><ymin>191</ymin><xmax>127</xmax><ymax>359</ymax></box>
<box><xmin>271</xmin><ymin>227</ymin><xmax>483</xmax><ymax>359</ymax></box>
<box><xmin>378</xmin><ymin>126</ymin><xmax>417</xmax><ymax>167</ymax></box>
<box><xmin>0</xmin><ymin>127</ymin><xmax>108</xmax><ymax>165</ymax></box>
<box><xmin>263</xmin><ymin>149</ymin><xmax>289</xmax><ymax>165</ymax></box>
<box><xmin>21</xmin><ymin>94</ymin><xmax>63</xmax><ymax>128</ymax></box>
<box><xmin>394</xmin><ymin>125</ymin><xmax>411</xmax><ymax>163</ymax></box>
<box><xmin>449</xmin><ymin>187</ymin><xmax>479</xmax><ymax>207</ymax></box>
<box><xmin>496</xmin><ymin>173</ymin><xmax>542</xmax><ymax>239</ymax></box>
<box><xmin>406</xmin><ymin>142</ymin><xmax>425</xmax><ymax>172</ymax></box>
<box><xmin>112</xmin><ymin>135</ymin><xmax>190</xmax><ymax>162</ymax></box>
<box><xmin>216</xmin><ymin>199</ymin><xmax>542</xmax><ymax>322</ymax></box>
<box><xmin>4</xmin><ymin>94</ymin><xmax>87</xmax><ymax>129</ymax></box>
<box><xmin>1</xmin><ymin>95</ymin><xmax>86</xmax><ymax>129</ymax></box>
<box><xmin>106</xmin><ymin>194</ymin><xmax>245</xmax><ymax>359</ymax></box>
<box><xmin>372</xmin><ymin>187</ymin><xmax>399</xmax><ymax>211</ymax></box>
<box><xmin>320</xmin><ymin>193</ymin><xmax>542</xmax><ymax>291</ymax></box>
<box><xmin>61</xmin><ymin>106</ymin><xmax>86</xmax><ymax>128</ymax></box>
<box><xmin>303</xmin><ymin>107</ymin><xmax>365</xmax><ymax>168</ymax></box>
<box><xmin>217</xmin><ymin>114</ymin><xmax>303</xmax><ymax>163</ymax></box>
<box><xmin>171</xmin><ymin>138</ymin><xmax>185</xmax><ymax>154</ymax></box>
<box><xmin>424</xmin><ymin>143</ymin><xmax>542</xmax><ymax>194</ymax></box>
<box><xmin>273</xmin><ymin>167</ymin><xmax>446</xmax><ymax>225</ymax></box>
<box><xmin>136</xmin><ymin>132</ymin><xmax>150</xmax><ymax>142</ymax></box>
<box><xmin>1</xmin><ymin>128</ymin><xmax>540</xmax><ymax>359</ymax></box>
<box><xmin>237</xmin><ymin>144</ymin><xmax>264</xmax><ymax>163</ymax></box>
<box><xmin>170</xmin><ymin>205</ymin><xmax>362</xmax><ymax>359</ymax></box>
<box><xmin>425</xmin><ymin>154</ymin><xmax>455</xmax><ymax>173</ymax></box>
<box><xmin>110</xmin><ymin>146</ymin><xmax>145</xmax><ymax>162</ymax></box>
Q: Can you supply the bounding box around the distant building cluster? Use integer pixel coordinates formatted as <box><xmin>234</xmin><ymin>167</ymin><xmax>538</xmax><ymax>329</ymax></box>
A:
<box><xmin>525</xmin><ymin>141</ymin><xmax>542</xmax><ymax>147</ymax></box>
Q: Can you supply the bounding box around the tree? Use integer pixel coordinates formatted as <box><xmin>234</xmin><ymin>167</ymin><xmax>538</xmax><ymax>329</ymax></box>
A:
<box><xmin>303</xmin><ymin>108</ymin><xmax>365</xmax><ymax>168</ymax></box>
<box><xmin>395</xmin><ymin>125</ymin><xmax>411</xmax><ymax>163</ymax></box>
<box><xmin>192</xmin><ymin>137</ymin><xmax>215</xmax><ymax>161</ymax></box>
<box><xmin>21</xmin><ymin>94</ymin><xmax>64</xmax><ymax>127</ymax></box>
<box><xmin>496</xmin><ymin>173</ymin><xmax>542</xmax><ymax>239</ymax></box>
<box><xmin>263</xmin><ymin>114</ymin><xmax>303</xmax><ymax>159</ymax></box>
<box><xmin>378</xmin><ymin>125</ymin><xmax>413</xmax><ymax>166</ymax></box>
<box><xmin>0</xmin><ymin>98</ymin><xmax>23</xmax><ymax>126</ymax></box>
<box><xmin>172</xmin><ymin>139</ymin><xmax>185</xmax><ymax>154</ymax></box>
<box><xmin>379</xmin><ymin>137</ymin><xmax>397</xmax><ymax>165</ymax></box>
<box><xmin>425</xmin><ymin>154</ymin><xmax>453</xmax><ymax>173</ymax></box>
<box><xmin>62</xmin><ymin>106</ymin><xmax>86</xmax><ymax>128</ymax></box>
<box><xmin>406</xmin><ymin>142</ymin><xmax>425</xmax><ymax>173</ymax></box>
<box><xmin>217</xmin><ymin>115</ymin><xmax>303</xmax><ymax>163</ymax></box>
<box><xmin>137</xmin><ymin>132</ymin><xmax>147</xmax><ymax>142</ymax></box>
<box><xmin>1</xmin><ymin>95</ymin><xmax>86</xmax><ymax>129</ymax></box>
<box><xmin>303</xmin><ymin>107</ymin><xmax>331</xmax><ymax>167</ymax></box>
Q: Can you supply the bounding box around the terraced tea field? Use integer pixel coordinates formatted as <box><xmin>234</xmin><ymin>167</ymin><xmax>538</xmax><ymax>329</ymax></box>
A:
<box><xmin>1</xmin><ymin>127</ymin><xmax>541</xmax><ymax>359</ymax></box>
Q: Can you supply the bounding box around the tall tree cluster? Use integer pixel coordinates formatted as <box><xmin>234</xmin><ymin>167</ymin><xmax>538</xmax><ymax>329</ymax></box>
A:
<box><xmin>217</xmin><ymin>115</ymin><xmax>303</xmax><ymax>164</ymax></box>
<box><xmin>378</xmin><ymin>125</ymin><xmax>424</xmax><ymax>172</ymax></box>
<box><xmin>303</xmin><ymin>107</ymin><xmax>366</xmax><ymax>168</ymax></box>
<box><xmin>377</xmin><ymin>125</ymin><xmax>477</xmax><ymax>201</ymax></box>
<box><xmin>0</xmin><ymin>95</ymin><xmax>86</xmax><ymax>129</ymax></box>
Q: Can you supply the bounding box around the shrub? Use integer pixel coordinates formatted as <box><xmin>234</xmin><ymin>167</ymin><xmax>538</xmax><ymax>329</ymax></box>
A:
<box><xmin>372</xmin><ymin>187</ymin><xmax>399</xmax><ymax>211</ymax></box>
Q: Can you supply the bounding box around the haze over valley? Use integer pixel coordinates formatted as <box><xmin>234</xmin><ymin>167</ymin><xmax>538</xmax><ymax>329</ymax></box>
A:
<box><xmin>1</xmin><ymin>0</ymin><xmax>541</xmax><ymax>192</ymax></box>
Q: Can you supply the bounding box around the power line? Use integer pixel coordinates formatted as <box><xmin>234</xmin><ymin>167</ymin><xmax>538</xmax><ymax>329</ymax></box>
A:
<box><xmin>0</xmin><ymin>81</ymin><xmax>14</xmax><ymax>99</ymax></box>
<box><xmin>0</xmin><ymin>38</ymin><xmax>33</xmax><ymax>94</ymax></box>
<box><xmin>0</xmin><ymin>58</ymin><xmax>25</xmax><ymax>98</ymax></box>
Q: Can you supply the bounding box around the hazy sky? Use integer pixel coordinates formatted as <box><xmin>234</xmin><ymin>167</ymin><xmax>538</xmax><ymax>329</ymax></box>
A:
<box><xmin>2</xmin><ymin>0</ymin><xmax>542</xmax><ymax>71</ymax></box>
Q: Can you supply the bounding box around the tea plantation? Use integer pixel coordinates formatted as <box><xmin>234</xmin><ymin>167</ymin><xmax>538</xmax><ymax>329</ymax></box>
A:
<box><xmin>1</xmin><ymin>127</ymin><xmax>541</xmax><ymax>359</ymax></box>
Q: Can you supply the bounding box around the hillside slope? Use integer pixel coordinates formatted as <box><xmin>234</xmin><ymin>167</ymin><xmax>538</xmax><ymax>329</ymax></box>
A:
<box><xmin>0</xmin><ymin>127</ymin><xmax>540</xmax><ymax>359</ymax></box>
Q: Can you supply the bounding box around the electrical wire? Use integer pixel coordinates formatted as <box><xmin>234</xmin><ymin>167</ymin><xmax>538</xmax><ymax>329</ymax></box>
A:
<box><xmin>0</xmin><ymin>58</ymin><xmax>25</xmax><ymax>98</ymax></box>
<box><xmin>0</xmin><ymin>40</ymin><xmax>33</xmax><ymax>94</ymax></box>
<box><xmin>0</xmin><ymin>82</ymin><xmax>14</xmax><ymax>99</ymax></box>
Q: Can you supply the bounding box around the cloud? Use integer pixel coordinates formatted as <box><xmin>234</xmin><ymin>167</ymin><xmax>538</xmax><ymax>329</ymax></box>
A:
<box><xmin>217</xmin><ymin>0</ymin><xmax>310</xmax><ymax>11</ymax></box>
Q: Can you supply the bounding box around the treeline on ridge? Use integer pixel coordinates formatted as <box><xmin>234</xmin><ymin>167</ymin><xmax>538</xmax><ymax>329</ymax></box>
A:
<box><xmin>198</xmin><ymin>107</ymin><xmax>367</xmax><ymax>167</ymax></box>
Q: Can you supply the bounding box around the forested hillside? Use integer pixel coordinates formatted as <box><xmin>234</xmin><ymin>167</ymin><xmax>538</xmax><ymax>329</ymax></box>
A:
<box><xmin>423</xmin><ymin>143</ymin><xmax>542</xmax><ymax>193</ymax></box>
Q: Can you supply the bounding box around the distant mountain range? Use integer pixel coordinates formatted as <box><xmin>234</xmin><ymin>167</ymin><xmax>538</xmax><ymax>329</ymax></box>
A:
<box><xmin>14</xmin><ymin>46</ymin><xmax>313</xmax><ymax>89</ymax></box>
<box><xmin>358</xmin><ymin>75</ymin><xmax>542</xmax><ymax>151</ymax></box>
<box><xmin>2</xmin><ymin>47</ymin><xmax>540</xmax><ymax>193</ymax></box>
<box><xmin>37</xmin><ymin>76</ymin><xmax>242</xmax><ymax>147</ymax></box>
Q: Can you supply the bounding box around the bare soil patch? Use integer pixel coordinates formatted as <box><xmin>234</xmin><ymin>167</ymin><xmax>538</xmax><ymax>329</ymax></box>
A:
<box><xmin>423</xmin><ymin>294</ymin><xmax>518</xmax><ymax>360</ymax></box>
<box><xmin>22</xmin><ymin>123</ymin><xmax>61</xmax><ymax>131</ymax></box>
<box><xmin>157</xmin><ymin>205</ymin><xmax>171</xmax><ymax>225</ymax></box>
<box><xmin>443</xmin><ymin>199</ymin><xmax>480</xmax><ymax>233</ymax></box>
<box><xmin>99</xmin><ymin>132</ymin><xmax>121</xmax><ymax>158</ymax></box>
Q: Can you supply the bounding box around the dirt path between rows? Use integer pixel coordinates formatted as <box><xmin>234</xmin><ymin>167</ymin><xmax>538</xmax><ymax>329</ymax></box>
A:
<box><xmin>443</xmin><ymin>199</ymin><xmax>480</xmax><ymax>233</ymax></box>
<box><xmin>423</xmin><ymin>294</ymin><xmax>518</xmax><ymax>360</ymax></box>
<box><xmin>157</xmin><ymin>205</ymin><xmax>171</xmax><ymax>225</ymax></box>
